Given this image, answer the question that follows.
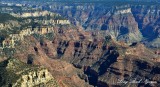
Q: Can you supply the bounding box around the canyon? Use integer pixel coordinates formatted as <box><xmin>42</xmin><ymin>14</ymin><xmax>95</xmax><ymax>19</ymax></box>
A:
<box><xmin>6</xmin><ymin>25</ymin><xmax>159</xmax><ymax>87</ymax></box>
<box><xmin>48</xmin><ymin>3</ymin><xmax>160</xmax><ymax>47</ymax></box>
<box><xmin>0</xmin><ymin>0</ymin><xmax>160</xmax><ymax>87</ymax></box>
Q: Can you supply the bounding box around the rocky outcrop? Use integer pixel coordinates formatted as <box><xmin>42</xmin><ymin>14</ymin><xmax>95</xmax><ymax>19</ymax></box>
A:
<box><xmin>115</xmin><ymin>8</ymin><xmax>132</xmax><ymax>14</ymax></box>
<box><xmin>11</xmin><ymin>11</ymin><xmax>57</xmax><ymax>18</ymax></box>
<box><xmin>10</xmin><ymin>10</ymin><xmax>71</xmax><ymax>25</ymax></box>
<box><xmin>0</xmin><ymin>26</ymin><xmax>54</xmax><ymax>48</ymax></box>
<box><xmin>0</xmin><ymin>20</ymin><xmax>21</xmax><ymax>30</ymax></box>
<box><xmin>0</xmin><ymin>58</ymin><xmax>59</xmax><ymax>87</ymax></box>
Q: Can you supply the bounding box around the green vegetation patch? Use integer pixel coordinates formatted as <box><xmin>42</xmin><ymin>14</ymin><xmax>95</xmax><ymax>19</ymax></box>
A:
<box><xmin>0</xmin><ymin>13</ymin><xmax>17</xmax><ymax>23</ymax></box>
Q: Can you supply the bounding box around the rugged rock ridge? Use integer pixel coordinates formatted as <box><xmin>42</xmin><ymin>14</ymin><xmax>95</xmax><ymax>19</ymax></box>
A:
<box><xmin>0</xmin><ymin>58</ymin><xmax>59</xmax><ymax>87</ymax></box>
<box><xmin>11</xmin><ymin>11</ymin><xmax>58</xmax><ymax>18</ymax></box>
<box><xmin>10</xmin><ymin>11</ymin><xmax>71</xmax><ymax>25</ymax></box>
<box><xmin>0</xmin><ymin>13</ymin><xmax>70</xmax><ymax>31</ymax></box>
<box><xmin>0</xmin><ymin>9</ymin><xmax>70</xmax><ymax>31</ymax></box>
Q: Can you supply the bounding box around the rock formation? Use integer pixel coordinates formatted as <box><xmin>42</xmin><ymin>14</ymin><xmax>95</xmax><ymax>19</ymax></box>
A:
<box><xmin>0</xmin><ymin>58</ymin><xmax>59</xmax><ymax>87</ymax></box>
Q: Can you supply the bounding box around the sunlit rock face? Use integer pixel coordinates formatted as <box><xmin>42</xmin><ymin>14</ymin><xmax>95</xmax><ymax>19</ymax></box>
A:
<box><xmin>114</xmin><ymin>8</ymin><xmax>132</xmax><ymax>14</ymax></box>
<box><xmin>0</xmin><ymin>58</ymin><xmax>59</xmax><ymax>87</ymax></box>
<box><xmin>20</xmin><ymin>69</ymin><xmax>53</xmax><ymax>87</ymax></box>
<box><xmin>11</xmin><ymin>11</ymin><xmax>55</xmax><ymax>18</ymax></box>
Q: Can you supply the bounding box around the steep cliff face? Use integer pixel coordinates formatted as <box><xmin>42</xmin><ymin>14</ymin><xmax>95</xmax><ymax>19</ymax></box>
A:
<box><xmin>131</xmin><ymin>5</ymin><xmax>160</xmax><ymax>47</ymax></box>
<box><xmin>105</xmin><ymin>10</ymin><xmax>142</xmax><ymax>43</ymax></box>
